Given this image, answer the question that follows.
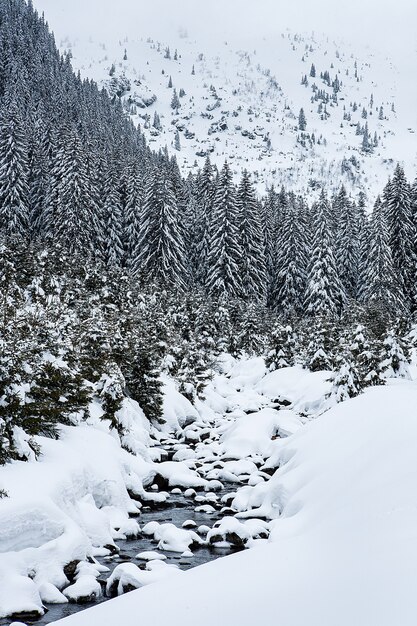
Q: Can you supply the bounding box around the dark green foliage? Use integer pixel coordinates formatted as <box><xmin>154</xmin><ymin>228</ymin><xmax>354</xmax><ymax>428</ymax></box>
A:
<box><xmin>266</xmin><ymin>323</ymin><xmax>297</xmax><ymax>370</ymax></box>
<box><xmin>98</xmin><ymin>365</ymin><xmax>125</xmax><ymax>435</ymax></box>
<box><xmin>298</xmin><ymin>108</ymin><xmax>307</xmax><ymax>131</ymax></box>
<box><xmin>125</xmin><ymin>345</ymin><xmax>164</xmax><ymax>425</ymax></box>
<box><xmin>302</xmin><ymin>317</ymin><xmax>338</xmax><ymax>372</ymax></box>
<box><xmin>206</xmin><ymin>163</ymin><xmax>242</xmax><ymax>298</ymax></box>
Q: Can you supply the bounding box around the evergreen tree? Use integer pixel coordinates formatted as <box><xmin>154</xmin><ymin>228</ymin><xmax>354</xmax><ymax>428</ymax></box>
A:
<box><xmin>365</xmin><ymin>196</ymin><xmax>404</xmax><ymax>315</ymax></box>
<box><xmin>236</xmin><ymin>301</ymin><xmax>266</xmax><ymax>355</ymax></box>
<box><xmin>298</xmin><ymin>108</ymin><xmax>307</xmax><ymax>131</ymax></box>
<box><xmin>384</xmin><ymin>164</ymin><xmax>416</xmax><ymax>308</ymax></box>
<box><xmin>328</xmin><ymin>360</ymin><xmax>360</xmax><ymax>405</ymax></box>
<box><xmin>236</xmin><ymin>170</ymin><xmax>267</xmax><ymax>301</ymax></box>
<box><xmin>304</xmin><ymin>191</ymin><xmax>346</xmax><ymax>317</ymax></box>
<box><xmin>51</xmin><ymin>125</ymin><xmax>97</xmax><ymax>255</ymax></box>
<box><xmin>171</xmin><ymin>89</ymin><xmax>180</xmax><ymax>111</ymax></box>
<box><xmin>0</xmin><ymin>99</ymin><xmax>30</xmax><ymax>238</ymax></box>
<box><xmin>132</xmin><ymin>169</ymin><xmax>188</xmax><ymax>290</ymax></box>
<box><xmin>123</xmin><ymin>160</ymin><xmax>143</xmax><ymax>262</ymax></box>
<box><xmin>266</xmin><ymin>323</ymin><xmax>297</xmax><ymax>370</ymax></box>
<box><xmin>379</xmin><ymin>330</ymin><xmax>411</xmax><ymax>380</ymax></box>
<box><xmin>206</xmin><ymin>162</ymin><xmax>242</xmax><ymax>298</ymax></box>
<box><xmin>303</xmin><ymin>317</ymin><xmax>338</xmax><ymax>372</ymax></box>
<box><xmin>347</xmin><ymin>323</ymin><xmax>383</xmax><ymax>388</ymax></box>
<box><xmin>271</xmin><ymin>197</ymin><xmax>308</xmax><ymax>317</ymax></box>
<box><xmin>102</xmin><ymin>164</ymin><xmax>124</xmax><ymax>267</ymax></box>
<box><xmin>334</xmin><ymin>187</ymin><xmax>358</xmax><ymax>298</ymax></box>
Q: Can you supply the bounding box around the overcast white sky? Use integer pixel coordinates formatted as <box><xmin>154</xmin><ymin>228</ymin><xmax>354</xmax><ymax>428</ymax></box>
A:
<box><xmin>34</xmin><ymin>0</ymin><xmax>417</xmax><ymax>62</ymax></box>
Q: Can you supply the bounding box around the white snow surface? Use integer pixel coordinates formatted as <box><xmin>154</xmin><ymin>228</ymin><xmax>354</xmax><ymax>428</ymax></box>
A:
<box><xmin>32</xmin><ymin>1</ymin><xmax>417</xmax><ymax>199</ymax></box>
<box><xmin>50</xmin><ymin>380</ymin><xmax>417</xmax><ymax>626</ymax></box>
<box><xmin>0</xmin><ymin>394</ymin><xmax>200</xmax><ymax>617</ymax></box>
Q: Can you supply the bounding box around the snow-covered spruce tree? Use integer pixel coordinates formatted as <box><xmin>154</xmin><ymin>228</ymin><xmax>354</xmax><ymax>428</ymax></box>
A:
<box><xmin>132</xmin><ymin>169</ymin><xmax>188</xmax><ymax>290</ymax></box>
<box><xmin>261</xmin><ymin>185</ymin><xmax>279</xmax><ymax>302</ymax></box>
<box><xmin>298</xmin><ymin>107</ymin><xmax>307</xmax><ymax>131</ymax></box>
<box><xmin>102</xmin><ymin>163</ymin><xmax>124</xmax><ymax>267</ymax></box>
<box><xmin>97</xmin><ymin>364</ymin><xmax>125</xmax><ymax>437</ymax></box>
<box><xmin>364</xmin><ymin>196</ymin><xmax>404</xmax><ymax>317</ymax></box>
<box><xmin>28</xmin><ymin>118</ymin><xmax>53</xmax><ymax>236</ymax></box>
<box><xmin>206</xmin><ymin>162</ymin><xmax>243</xmax><ymax>298</ymax></box>
<box><xmin>123</xmin><ymin>160</ymin><xmax>143</xmax><ymax>263</ymax></box>
<box><xmin>51</xmin><ymin>124</ymin><xmax>97</xmax><ymax>256</ymax></box>
<box><xmin>193</xmin><ymin>157</ymin><xmax>215</xmax><ymax>284</ymax></box>
<box><xmin>211</xmin><ymin>295</ymin><xmax>233</xmax><ymax>354</ymax></box>
<box><xmin>379</xmin><ymin>329</ymin><xmax>411</xmax><ymax>380</ymax></box>
<box><xmin>171</xmin><ymin>88</ymin><xmax>180</xmax><ymax>112</ymax></box>
<box><xmin>0</xmin><ymin>98</ymin><xmax>30</xmax><ymax>238</ymax></box>
<box><xmin>344</xmin><ymin>323</ymin><xmax>384</xmax><ymax>389</ymax></box>
<box><xmin>126</xmin><ymin>340</ymin><xmax>164</xmax><ymax>424</ymax></box>
<box><xmin>383</xmin><ymin>165</ymin><xmax>416</xmax><ymax>308</ymax></box>
<box><xmin>236</xmin><ymin>170</ymin><xmax>267</xmax><ymax>301</ymax></box>
<box><xmin>22</xmin><ymin>357</ymin><xmax>92</xmax><ymax>433</ymax></box>
<box><xmin>271</xmin><ymin>195</ymin><xmax>308</xmax><ymax>317</ymax></box>
<box><xmin>304</xmin><ymin>191</ymin><xmax>346</xmax><ymax>317</ymax></box>
<box><xmin>177</xmin><ymin>333</ymin><xmax>213</xmax><ymax>403</ymax></box>
<box><xmin>266</xmin><ymin>323</ymin><xmax>297</xmax><ymax>370</ymax></box>
<box><xmin>334</xmin><ymin>186</ymin><xmax>358</xmax><ymax>299</ymax></box>
<box><xmin>327</xmin><ymin>360</ymin><xmax>360</xmax><ymax>405</ymax></box>
<box><xmin>411</xmin><ymin>178</ymin><xmax>417</xmax><ymax>311</ymax></box>
<box><xmin>356</xmin><ymin>192</ymin><xmax>371</xmax><ymax>304</ymax></box>
<box><xmin>236</xmin><ymin>301</ymin><xmax>267</xmax><ymax>356</ymax></box>
<box><xmin>302</xmin><ymin>317</ymin><xmax>338</xmax><ymax>372</ymax></box>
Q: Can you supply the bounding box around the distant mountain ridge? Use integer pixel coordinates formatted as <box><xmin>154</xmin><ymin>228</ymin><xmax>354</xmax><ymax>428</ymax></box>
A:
<box><xmin>61</xmin><ymin>28</ymin><xmax>417</xmax><ymax>199</ymax></box>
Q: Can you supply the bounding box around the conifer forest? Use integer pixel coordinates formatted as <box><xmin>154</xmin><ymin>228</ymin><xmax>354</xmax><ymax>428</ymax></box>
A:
<box><xmin>0</xmin><ymin>1</ymin><xmax>417</xmax><ymax>625</ymax></box>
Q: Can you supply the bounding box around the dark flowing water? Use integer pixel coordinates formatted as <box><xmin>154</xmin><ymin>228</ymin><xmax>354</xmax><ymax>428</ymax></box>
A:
<box><xmin>0</xmin><ymin>490</ymin><xmax>240</xmax><ymax>626</ymax></box>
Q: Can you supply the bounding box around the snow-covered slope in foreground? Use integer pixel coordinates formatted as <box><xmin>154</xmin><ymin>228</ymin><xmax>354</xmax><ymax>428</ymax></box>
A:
<box><xmin>53</xmin><ymin>381</ymin><xmax>417</xmax><ymax>626</ymax></box>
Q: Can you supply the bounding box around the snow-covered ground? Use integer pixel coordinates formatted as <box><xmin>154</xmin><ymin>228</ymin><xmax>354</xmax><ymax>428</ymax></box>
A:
<box><xmin>50</xmin><ymin>379</ymin><xmax>417</xmax><ymax>626</ymax></box>
<box><xmin>1</xmin><ymin>351</ymin><xmax>417</xmax><ymax>624</ymax></box>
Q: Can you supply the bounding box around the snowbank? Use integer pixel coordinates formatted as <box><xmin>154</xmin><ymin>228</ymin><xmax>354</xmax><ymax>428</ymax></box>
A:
<box><xmin>219</xmin><ymin>408</ymin><xmax>303</xmax><ymax>459</ymax></box>
<box><xmin>256</xmin><ymin>365</ymin><xmax>332</xmax><ymax>414</ymax></box>
<box><xmin>51</xmin><ymin>382</ymin><xmax>417</xmax><ymax>626</ymax></box>
<box><xmin>0</xmin><ymin>419</ymin><xmax>155</xmax><ymax>617</ymax></box>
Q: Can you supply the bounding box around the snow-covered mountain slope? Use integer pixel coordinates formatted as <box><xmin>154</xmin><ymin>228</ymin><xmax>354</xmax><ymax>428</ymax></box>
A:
<box><xmin>59</xmin><ymin>28</ymin><xmax>416</xmax><ymax>198</ymax></box>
